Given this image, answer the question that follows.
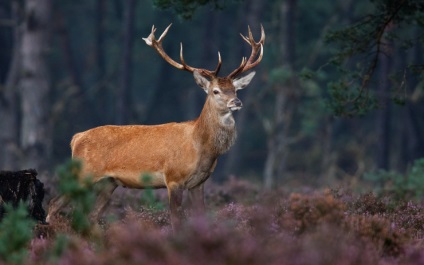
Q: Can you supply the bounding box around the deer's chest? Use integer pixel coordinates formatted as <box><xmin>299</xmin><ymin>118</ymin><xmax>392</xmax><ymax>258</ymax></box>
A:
<box><xmin>214</xmin><ymin>125</ymin><xmax>237</xmax><ymax>154</ymax></box>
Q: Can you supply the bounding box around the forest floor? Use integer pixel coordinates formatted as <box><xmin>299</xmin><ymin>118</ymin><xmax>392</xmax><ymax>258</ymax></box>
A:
<box><xmin>19</xmin><ymin>176</ymin><xmax>424</xmax><ymax>265</ymax></box>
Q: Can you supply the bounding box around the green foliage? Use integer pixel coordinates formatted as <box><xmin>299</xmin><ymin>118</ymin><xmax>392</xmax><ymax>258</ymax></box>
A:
<box><xmin>299</xmin><ymin>68</ymin><xmax>329</xmax><ymax>136</ymax></box>
<box><xmin>269</xmin><ymin>66</ymin><xmax>293</xmax><ymax>85</ymax></box>
<box><xmin>140</xmin><ymin>174</ymin><xmax>165</xmax><ymax>210</ymax></box>
<box><xmin>0</xmin><ymin>203</ymin><xmax>35</xmax><ymax>265</ymax></box>
<box><xmin>299</xmin><ymin>68</ymin><xmax>316</xmax><ymax>80</ymax></box>
<box><xmin>364</xmin><ymin>158</ymin><xmax>424</xmax><ymax>201</ymax></box>
<box><xmin>49</xmin><ymin>234</ymin><xmax>70</xmax><ymax>262</ymax></box>
<box><xmin>152</xmin><ymin>0</ymin><xmax>233</xmax><ymax>19</ymax></box>
<box><xmin>325</xmin><ymin>78</ymin><xmax>378</xmax><ymax>117</ymax></box>
<box><xmin>323</xmin><ymin>0</ymin><xmax>424</xmax><ymax>116</ymax></box>
<box><xmin>56</xmin><ymin>160</ymin><xmax>95</xmax><ymax>234</ymax></box>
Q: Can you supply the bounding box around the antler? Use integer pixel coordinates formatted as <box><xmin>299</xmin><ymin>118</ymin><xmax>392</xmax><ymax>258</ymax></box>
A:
<box><xmin>227</xmin><ymin>25</ymin><xmax>265</xmax><ymax>78</ymax></box>
<box><xmin>143</xmin><ymin>24</ymin><xmax>222</xmax><ymax>78</ymax></box>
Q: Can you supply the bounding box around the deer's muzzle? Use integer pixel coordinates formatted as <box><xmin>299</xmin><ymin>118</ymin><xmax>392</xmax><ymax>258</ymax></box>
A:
<box><xmin>228</xmin><ymin>98</ymin><xmax>243</xmax><ymax>111</ymax></box>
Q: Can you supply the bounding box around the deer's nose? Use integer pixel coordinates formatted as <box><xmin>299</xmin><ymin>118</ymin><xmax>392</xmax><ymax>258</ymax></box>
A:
<box><xmin>232</xmin><ymin>98</ymin><xmax>242</xmax><ymax>107</ymax></box>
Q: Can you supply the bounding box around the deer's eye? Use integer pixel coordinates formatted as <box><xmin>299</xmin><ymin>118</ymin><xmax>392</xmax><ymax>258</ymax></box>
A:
<box><xmin>213</xmin><ymin>89</ymin><xmax>220</xmax><ymax>95</ymax></box>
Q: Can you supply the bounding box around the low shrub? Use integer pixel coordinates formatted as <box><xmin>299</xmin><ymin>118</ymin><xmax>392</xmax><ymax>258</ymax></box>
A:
<box><xmin>0</xmin><ymin>203</ymin><xmax>35</xmax><ymax>265</ymax></box>
<box><xmin>364</xmin><ymin>158</ymin><xmax>424</xmax><ymax>201</ymax></box>
<box><xmin>54</xmin><ymin>160</ymin><xmax>96</xmax><ymax>235</ymax></box>
<box><xmin>0</xmin><ymin>170</ymin><xmax>422</xmax><ymax>264</ymax></box>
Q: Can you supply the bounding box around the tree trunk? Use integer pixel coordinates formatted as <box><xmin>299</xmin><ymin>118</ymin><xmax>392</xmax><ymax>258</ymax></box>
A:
<box><xmin>375</xmin><ymin>27</ymin><xmax>392</xmax><ymax>170</ymax></box>
<box><xmin>375</xmin><ymin>58</ymin><xmax>390</xmax><ymax>170</ymax></box>
<box><xmin>95</xmin><ymin>0</ymin><xmax>106</xmax><ymax>82</ymax></box>
<box><xmin>57</xmin><ymin>12</ymin><xmax>83</xmax><ymax>96</ymax></box>
<box><xmin>116</xmin><ymin>0</ymin><xmax>136</xmax><ymax>125</ymax></box>
<box><xmin>183</xmin><ymin>16</ymin><xmax>216</xmax><ymax>121</ymax></box>
<box><xmin>19</xmin><ymin>0</ymin><xmax>52</xmax><ymax>171</ymax></box>
<box><xmin>223</xmin><ymin>0</ymin><xmax>265</xmax><ymax>178</ymax></box>
<box><xmin>264</xmin><ymin>0</ymin><xmax>298</xmax><ymax>189</ymax></box>
<box><xmin>405</xmin><ymin>29</ymin><xmax>424</xmax><ymax>164</ymax></box>
<box><xmin>94</xmin><ymin>0</ymin><xmax>109</xmax><ymax>125</ymax></box>
<box><xmin>263</xmin><ymin>85</ymin><xmax>287</xmax><ymax>188</ymax></box>
<box><xmin>0</xmin><ymin>1</ymin><xmax>20</xmax><ymax>170</ymax></box>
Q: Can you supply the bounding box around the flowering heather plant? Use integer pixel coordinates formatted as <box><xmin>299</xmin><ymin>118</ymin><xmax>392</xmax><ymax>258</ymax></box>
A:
<box><xmin>3</xmin><ymin>174</ymin><xmax>423</xmax><ymax>265</ymax></box>
<box><xmin>279</xmin><ymin>191</ymin><xmax>346</xmax><ymax>234</ymax></box>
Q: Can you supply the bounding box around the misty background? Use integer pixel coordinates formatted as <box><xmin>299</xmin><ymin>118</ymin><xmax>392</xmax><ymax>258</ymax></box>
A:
<box><xmin>0</xmin><ymin>0</ymin><xmax>423</xmax><ymax>189</ymax></box>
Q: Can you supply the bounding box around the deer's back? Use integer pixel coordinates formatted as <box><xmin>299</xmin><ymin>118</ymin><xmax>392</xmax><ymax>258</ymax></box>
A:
<box><xmin>70</xmin><ymin>123</ymin><xmax>199</xmax><ymax>188</ymax></box>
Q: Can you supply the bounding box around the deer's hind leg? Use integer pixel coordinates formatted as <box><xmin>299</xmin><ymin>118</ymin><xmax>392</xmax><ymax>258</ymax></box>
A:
<box><xmin>89</xmin><ymin>177</ymin><xmax>118</xmax><ymax>222</ymax></box>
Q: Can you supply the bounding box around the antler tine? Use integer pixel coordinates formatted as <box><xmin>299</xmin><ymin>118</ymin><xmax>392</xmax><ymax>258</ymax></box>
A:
<box><xmin>248</xmin><ymin>25</ymin><xmax>254</xmax><ymax>42</ymax></box>
<box><xmin>144</xmin><ymin>24</ymin><xmax>221</xmax><ymax>77</ymax></box>
<box><xmin>228</xmin><ymin>57</ymin><xmax>248</xmax><ymax>78</ymax></box>
<box><xmin>240</xmin><ymin>33</ymin><xmax>250</xmax><ymax>44</ymax></box>
<box><xmin>179</xmin><ymin>43</ymin><xmax>196</xmax><ymax>72</ymax></box>
<box><xmin>144</xmin><ymin>24</ymin><xmax>263</xmax><ymax>78</ymax></box>
<box><xmin>241</xmin><ymin>43</ymin><xmax>263</xmax><ymax>73</ymax></box>
<box><xmin>180</xmin><ymin>42</ymin><xmax>222</xmax><ymax>77</ymax></box>
<box><xmin>228</xmin><ymin>25</ymin><xmax>265</xmax><ymax>78</ymax></box>
<box><xmin>260</xmin><ymin>24</ymin><xmax>266</xmax><ymax>44</ymax></box>
<box><xmin>213</xmin><ymin>52</ymin><xmax>222</xmax><ymax>76</ymax></box>
<box><xmin>245</xmin><ymin>24</ymin><xmax>265</xmax><ymax>64</ymax></box>
<box><xmin>142</xmin><ymin>25</ymin><xmax>156</xmax><ymax>46</ymax></box>
<box><xmin>158</xmin><ymin>23</ymin><xmax>172</xmax><ymax>43</ymax></box>
<box><xmin>143</xmin><ymin>24</ymin><xmax>184</xmax><ymax>70</ymax></box>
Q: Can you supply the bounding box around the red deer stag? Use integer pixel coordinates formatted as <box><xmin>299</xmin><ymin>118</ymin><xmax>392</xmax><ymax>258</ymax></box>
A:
<box><xmin>47</xmin><ymin>24</ymin><xmax>265</xmax><ymax>229</ymax></box>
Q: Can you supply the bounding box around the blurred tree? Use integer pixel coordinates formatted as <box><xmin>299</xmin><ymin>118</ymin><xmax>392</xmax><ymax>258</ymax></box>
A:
<box><xmin>183</xmin><ymin>14</ymin><xmax>216</xmax><ymax>121</ymax></box>
<box><xmin>263</xmin><ymin>0</ymin><xmax>300</xmax><ymax>189</ymax></box>
<box><xmin>55</xmin><ymin>8</ymin><xmax>84</xmax><ymax>97</ymax></box>
<box><xmin>152</xmin><ymin>0</ymin><xmax>227</xmax><ymax>20</ymax></box>
<box><xmin>116</xmin><ymin>0</ymin><xmax>136</xmax><ymax>124</ymax></box>
<box><xmin>95</xmin><ymin>0</ymin><xmax>106</xmax><ymax>82</ymax></box>
<box><xmin>223</xmin><ymin>0</ymin><xmax>265</xmax><ymax>177</ymax></box>
<box><xmin>95</xmin><ymin>0</ymin><xmax>107</xmax><ymax>119</ymax></box>
<box><xmin>403</xmin><ymin>30</ymin><xmax>424</xmax><ymax>164</ymax></box>
<box><xmin>325</xmin><ymin>0</ymin><xmax>424</xmax><ymax>116</ymax></box>
<box><xmin>19</xmin><ymin>0</ymin><xmax>52</xmax><ymax>171</ymax></box>
<box><xmin>0</xmin><ymin>1</ymin><xmax>20</xmax><ymax>170</ymax></box>
<box><xmin>322</xmin><ymin>0</ymin><xmax>424</xmax><ymax>172</ymax></box>
<box><xmin>375</xmin><ymin>25</ymin><xmax>393</xmax><ymax>170</ymax></box>
<box><xmin>1</xmin><ymin>0</ymin><xmax>422</xmax><ymax>183</ymax></box>
<box><xmin>0</xmin><ymin>2</ymin><xmax>13</xmax><ymax>83</ymax></box>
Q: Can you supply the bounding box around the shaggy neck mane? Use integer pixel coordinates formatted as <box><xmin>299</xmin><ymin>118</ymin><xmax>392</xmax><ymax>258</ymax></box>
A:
<box><xmin>194</xmin><ymin>97</ymin><xmax>237</xmax><ymax>156</ymax></box>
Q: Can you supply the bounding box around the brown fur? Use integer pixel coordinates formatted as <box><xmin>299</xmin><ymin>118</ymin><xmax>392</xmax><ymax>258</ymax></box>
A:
<box><xmin>46</xmin><ymin>74</ymin><xmax>253</xmax><ymax>229</ymax></box>
<box><xmin>47</xmin><ymin>24</ymin><xmax>261</xmax><ymax>229</ymax></box>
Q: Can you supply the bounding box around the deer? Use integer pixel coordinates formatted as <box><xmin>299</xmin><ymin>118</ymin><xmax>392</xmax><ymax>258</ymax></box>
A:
<box><xmin>46</xmin><ymin>24</ymin><xmax>265</xmax><ymax>229</ymax></box>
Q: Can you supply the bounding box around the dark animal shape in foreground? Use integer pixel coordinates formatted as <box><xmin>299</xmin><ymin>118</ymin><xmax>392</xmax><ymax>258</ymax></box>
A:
<box><xmin>0</xmin><ymin>169</ymin><xmax>46</xmax><ymax>223</ymax></box>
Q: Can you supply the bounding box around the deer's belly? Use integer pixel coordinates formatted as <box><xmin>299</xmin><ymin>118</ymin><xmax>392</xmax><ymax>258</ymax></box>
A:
<box><xmin>109</xmin><ymin>171</ymin><xmax>167</xmax><ymax>189</ymax></box>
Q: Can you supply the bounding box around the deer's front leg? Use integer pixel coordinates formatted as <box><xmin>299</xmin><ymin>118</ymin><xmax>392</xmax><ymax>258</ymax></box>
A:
<box><xmin>188</xmin><ymin>183</ymin><xmax>205</xmax><ymax>216</ymax></box>
<box><xmin>167</xmin><ymin>183</ymin><xmax>184</xmax><ymax>230</ymax></box>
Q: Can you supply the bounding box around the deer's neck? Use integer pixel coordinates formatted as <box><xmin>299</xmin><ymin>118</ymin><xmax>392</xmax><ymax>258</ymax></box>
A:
<box><xmin>194</xmin><ymin>97</ymin><xmax>237</xmax><ymax>156</ymax></box>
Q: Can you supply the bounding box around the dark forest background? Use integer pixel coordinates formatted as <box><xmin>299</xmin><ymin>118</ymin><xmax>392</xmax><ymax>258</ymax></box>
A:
<box><xmin>1</xmin><ymin>0</ymin><xmax>423</xmax><ymax>189</ymax></box>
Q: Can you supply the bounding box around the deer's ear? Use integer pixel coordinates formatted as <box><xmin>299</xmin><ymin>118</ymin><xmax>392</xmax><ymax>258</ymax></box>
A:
<box><xmin>233</xmin><ymin>71</ymin><xmax>256</xmax><ymax>90</ymax></box>
<box><xmin>193</xmin><ymin>71</ymin><xmax>210</xmax><ymax>94</ymax></box>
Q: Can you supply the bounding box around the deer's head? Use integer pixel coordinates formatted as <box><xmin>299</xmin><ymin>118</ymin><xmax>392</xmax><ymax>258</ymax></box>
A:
<box><xmin>193</xmin><ymin>71</ymin><xmax>256</xmax><ymax>112</ymax></box>
<box><xmin>143</xmin><ymin>24</ymin><xmax>265</xmax><ymax>114</ymax></box>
